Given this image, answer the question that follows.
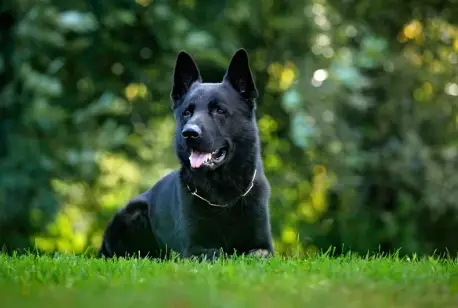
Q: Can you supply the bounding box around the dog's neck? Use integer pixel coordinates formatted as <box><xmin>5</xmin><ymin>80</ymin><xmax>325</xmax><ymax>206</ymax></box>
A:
<box><xmin>180</xmin><ymin>147</ymin><xmax>259</xmax><ymax>206</ymax></box>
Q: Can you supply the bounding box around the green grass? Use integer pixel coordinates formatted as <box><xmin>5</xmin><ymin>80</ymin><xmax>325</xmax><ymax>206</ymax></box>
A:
<box><xmin>1</xmin><ymin>253</ymin><xmax>458</xmax><ymax>307</ymax></box>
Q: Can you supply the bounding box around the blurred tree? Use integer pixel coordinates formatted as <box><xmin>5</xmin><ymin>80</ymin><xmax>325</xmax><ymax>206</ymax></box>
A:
<box><xmin>283</xmin><ymin>0</ymin><xmax>458</xmax><ymax>256</ymax></box>
<box><xmin>1</xmin><ymin>0</ymin><xmax>457</xmax><ymax>257</ymax></box>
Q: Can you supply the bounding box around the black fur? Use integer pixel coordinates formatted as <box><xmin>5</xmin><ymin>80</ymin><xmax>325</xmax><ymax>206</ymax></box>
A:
<box><xmin>98</xmin><ymin>49</ymin><xmax>274</xmax><ymax>261</ymax></box>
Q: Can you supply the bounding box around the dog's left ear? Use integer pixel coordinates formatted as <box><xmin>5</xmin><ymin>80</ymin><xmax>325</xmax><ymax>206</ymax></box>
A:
<box><xmin>223</xmin><ymin>48</ymin><xmax>258</xmax><ymax>101</ymax></box>
<box><xmin>171</xmin><ymin>51</ymin><xmax>202</xmax><ymax>103</ymax></box>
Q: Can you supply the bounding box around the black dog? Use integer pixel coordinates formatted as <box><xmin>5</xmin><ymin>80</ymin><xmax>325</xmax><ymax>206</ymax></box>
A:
<box><xmin>98</xmin><ymin>49</ymin><xmax>274</xmax><ymax>260</ymax></box>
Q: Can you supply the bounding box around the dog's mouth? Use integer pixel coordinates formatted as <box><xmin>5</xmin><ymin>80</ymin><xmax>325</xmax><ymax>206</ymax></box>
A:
<box><xmin>189</xmin><ymin>147</ymin><xmax>227</xmax><ymax>169</ymax></box>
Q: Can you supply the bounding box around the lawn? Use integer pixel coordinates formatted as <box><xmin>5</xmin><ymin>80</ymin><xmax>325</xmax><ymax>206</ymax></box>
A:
<box><xmin>1</xmin><ymin>253</ymin><xmax>457</xmax><ymax>307</ymax></box>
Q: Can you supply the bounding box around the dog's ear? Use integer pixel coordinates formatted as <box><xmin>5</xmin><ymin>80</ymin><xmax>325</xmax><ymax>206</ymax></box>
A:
<box><xmin>171</xmin><ymin>51</ymin><xmax>201</xmax><ymax>102</ymax></box>
<box><xmin>223</xmin><ymin>48</ymin><xmax>258</xmax><ymax>101</ymax></box>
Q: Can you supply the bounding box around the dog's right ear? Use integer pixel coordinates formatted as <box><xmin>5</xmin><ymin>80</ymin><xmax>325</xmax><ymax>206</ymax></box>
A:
<box><xmin>223</xmin><ymin>48</ymin><xmax>258</xmax><ymax>102</ymax></box>
<box><xmin>171</xmin><ymin>51</ymin><xmax>201</xmax><ymax>103</ymax></box>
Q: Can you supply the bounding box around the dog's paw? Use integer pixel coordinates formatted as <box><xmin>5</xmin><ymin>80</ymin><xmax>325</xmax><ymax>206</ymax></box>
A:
<box><xmin>248</xmin><ymin>249</ymin><xmax>272</xmax><ymax>258</ymax></box>
<box><xmin>188</xmin><ymin>248</ymin><xmax>227</xmax><ymax>262</ymax></box>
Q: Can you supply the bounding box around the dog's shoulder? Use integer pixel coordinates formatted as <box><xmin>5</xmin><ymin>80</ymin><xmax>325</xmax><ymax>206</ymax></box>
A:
<box><xmin>255</xmin><ymin>167</ymin><xmax>271</xmax><ymax>196</ymax></box>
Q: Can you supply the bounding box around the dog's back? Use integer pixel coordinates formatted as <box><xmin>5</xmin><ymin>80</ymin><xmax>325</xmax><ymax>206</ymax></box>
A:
<box><xmin>98</xmin><ymin>170</ymin><xmax>182</xmax><ymax>259</ymax></box>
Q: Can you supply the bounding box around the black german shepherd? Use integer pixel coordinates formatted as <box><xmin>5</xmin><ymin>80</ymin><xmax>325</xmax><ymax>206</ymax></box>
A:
<box><xmin>98</xmin><ymin>49</ymin><xmax>274</xmax><ymax>260</ymax></box>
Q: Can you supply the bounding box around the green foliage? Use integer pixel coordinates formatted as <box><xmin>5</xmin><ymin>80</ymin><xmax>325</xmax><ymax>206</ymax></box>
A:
<box><xmin>1</xmin><ymin>254</ymin><xmax>458</xmax><ymax>307</ymax></box>
<box><xmin>1</xmin><ymin>0</ymin><xmax>457</xmax><ymax>257</ymax></box>
<box><xmin>281</xmin><ymin>2</ymin><xmax>458</xmax><ymax>256</ymax></box>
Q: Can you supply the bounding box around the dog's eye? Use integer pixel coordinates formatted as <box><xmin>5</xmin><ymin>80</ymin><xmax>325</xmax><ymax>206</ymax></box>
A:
<box><xmin>183</xmin><ymin>110</ymin><xmax>192</xmax><ymax>117</ymax></box>
<box><xmin>216</xmin><ymin>107</ymin><xmax>225</xmax><ymax>115</ymax></box>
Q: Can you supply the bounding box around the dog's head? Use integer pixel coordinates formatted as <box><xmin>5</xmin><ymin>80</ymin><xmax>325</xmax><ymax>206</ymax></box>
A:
<box><xmin>171</xmin><ymin>49</ymin><xmax>259</xmax><ymax>171</ymax></box>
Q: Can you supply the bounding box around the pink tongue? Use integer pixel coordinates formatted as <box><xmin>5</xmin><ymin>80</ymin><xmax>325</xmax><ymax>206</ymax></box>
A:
<box><xmin>189</xmin><ymin>151</ymin><xmax>210</xmax><ymax>168</ymax></box>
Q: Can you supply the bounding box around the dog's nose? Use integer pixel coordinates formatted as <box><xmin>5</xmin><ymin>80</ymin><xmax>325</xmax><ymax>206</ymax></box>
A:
<box><xmin>181</xmin><ymin>124</ymin><xmax>201</xmax><ymax>139</ymax></box>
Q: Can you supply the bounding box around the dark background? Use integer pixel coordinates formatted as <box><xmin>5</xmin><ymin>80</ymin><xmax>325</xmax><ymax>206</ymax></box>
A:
<box><xmin>1</xmin><ymin>0</ymin><xmax>457</xmax><ymax>257</ymax></box>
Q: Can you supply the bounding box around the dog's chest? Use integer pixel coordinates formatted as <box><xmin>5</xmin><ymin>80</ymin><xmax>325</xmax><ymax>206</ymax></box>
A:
<box><xmin>195</xmin><ymin>204</ymin><xmax>255</xmax><ymax>244</ymax></box>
